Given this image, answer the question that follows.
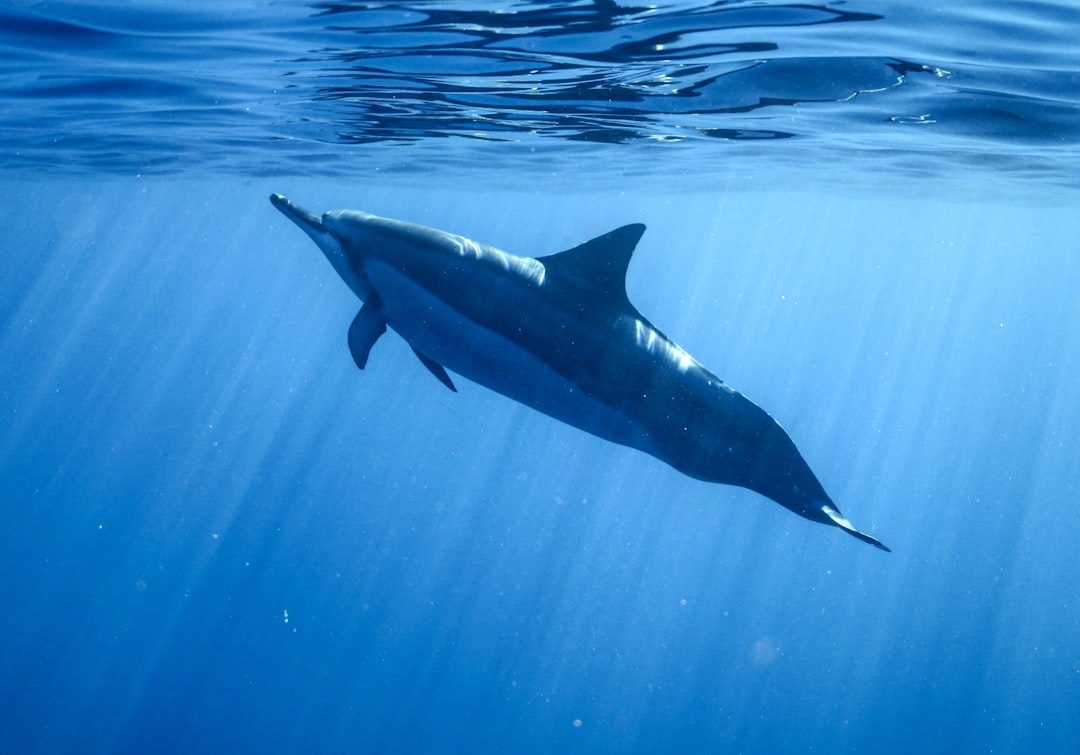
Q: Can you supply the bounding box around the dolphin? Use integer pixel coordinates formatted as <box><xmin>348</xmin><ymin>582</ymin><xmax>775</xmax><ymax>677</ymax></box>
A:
<box><xmin>270</xmin><ymin>194</ymin><xmax>889</xmax><ymax>552</ymax></box>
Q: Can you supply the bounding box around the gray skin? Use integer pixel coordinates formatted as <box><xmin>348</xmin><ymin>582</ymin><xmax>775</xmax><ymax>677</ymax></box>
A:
<box><xmin>270</xmin><ymin>194</ymin><xmax>888</xmax><ymax>551</ymax></box>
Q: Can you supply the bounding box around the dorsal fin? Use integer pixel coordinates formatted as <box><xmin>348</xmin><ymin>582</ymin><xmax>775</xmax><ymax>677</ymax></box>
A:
<box><xmin>537</xmin><ymin>224</ymin><xmax>646</xmax><ymax>309</ymax></box>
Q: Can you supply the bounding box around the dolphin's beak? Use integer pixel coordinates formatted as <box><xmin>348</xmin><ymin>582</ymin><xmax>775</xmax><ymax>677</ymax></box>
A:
<box><xmin>270</xmin><ymin>193</ymin><xmax>331</xmax><ymax>247</ymax></box>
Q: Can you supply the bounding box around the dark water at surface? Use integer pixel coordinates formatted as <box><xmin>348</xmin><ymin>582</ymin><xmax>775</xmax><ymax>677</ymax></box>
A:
<box><xmin>3</xmin><ymin>0</ymin><xmax>1080</xmax><ymax>189</ymax></box>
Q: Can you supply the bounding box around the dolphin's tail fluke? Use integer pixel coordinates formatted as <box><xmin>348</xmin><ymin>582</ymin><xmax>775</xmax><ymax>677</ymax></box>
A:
<box><xmin>822</xmin><ymin>504</ymin><xmax>891</xmax><ymax>552</ymax></box>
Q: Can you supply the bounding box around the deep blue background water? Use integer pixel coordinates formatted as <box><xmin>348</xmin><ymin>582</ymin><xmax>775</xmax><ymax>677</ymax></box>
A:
<box><xmin>2</xmin><ymin>2</ymin><xmax>1079</xmax><ymax>754</ymax></box>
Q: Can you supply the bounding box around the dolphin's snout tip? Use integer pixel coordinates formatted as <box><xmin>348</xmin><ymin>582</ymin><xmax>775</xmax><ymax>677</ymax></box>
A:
<box><xmin>269</xmin><ymin>194</ymin><xmax>328</xmax><ymax>239</ymax></box>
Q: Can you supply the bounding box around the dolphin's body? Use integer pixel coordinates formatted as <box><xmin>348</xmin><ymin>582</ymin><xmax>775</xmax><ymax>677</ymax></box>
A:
<box><xmin>270</xmin><ymin>194</ymin><xmax>888</xmax><ymax>551</ymax></box>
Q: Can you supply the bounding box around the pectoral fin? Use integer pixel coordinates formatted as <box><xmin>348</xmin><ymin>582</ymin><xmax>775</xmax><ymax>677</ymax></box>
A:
<box><xmin>412</xmin><ymin>348</ymin><xmax>457</xmax><ymax>392</ymax></box>
<box><xmin>348</xmin><ymin>300</ymin><xmax>387</xmax><ymax>370</ymax></box>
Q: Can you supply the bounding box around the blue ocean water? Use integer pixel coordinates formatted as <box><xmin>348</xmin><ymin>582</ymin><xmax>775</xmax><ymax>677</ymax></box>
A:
<box><xmin>2</xmin><ymin>2</ymin><xmax>1079</xmax><ymax>754</ymax></box>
